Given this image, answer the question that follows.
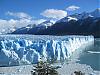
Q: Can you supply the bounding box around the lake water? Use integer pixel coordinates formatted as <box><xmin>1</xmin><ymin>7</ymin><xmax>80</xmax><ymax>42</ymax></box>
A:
<box><xmin>77</xmin><ymin>38</ymin><xmax>100</xmax><ymax>71</ymax></box>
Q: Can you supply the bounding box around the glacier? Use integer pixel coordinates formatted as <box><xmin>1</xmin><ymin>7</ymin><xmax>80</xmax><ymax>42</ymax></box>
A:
<box><xmin>0</xmin><ymin>35</ymin><xmax>94</xmax><ymax>66</ymax></box>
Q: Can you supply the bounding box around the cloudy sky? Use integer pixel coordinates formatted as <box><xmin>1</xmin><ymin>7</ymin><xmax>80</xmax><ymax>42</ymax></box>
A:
<box><xmin>0</xmin><ymin>0</ymin><xmax>99</xmax><ymax>30</ymax></box>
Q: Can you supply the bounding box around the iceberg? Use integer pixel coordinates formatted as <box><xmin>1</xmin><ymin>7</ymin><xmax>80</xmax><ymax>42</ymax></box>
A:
<box><xmin>0</xmin><ymin>35</ymin><xmax>94</xmax><ymax>66</ymax></box>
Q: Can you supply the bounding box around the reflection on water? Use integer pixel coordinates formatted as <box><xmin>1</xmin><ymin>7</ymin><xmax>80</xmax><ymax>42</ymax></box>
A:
<box><xmin>77</xmin><ymin>38</ymin><xmax>100</xmax><ymax>71</ymax></box>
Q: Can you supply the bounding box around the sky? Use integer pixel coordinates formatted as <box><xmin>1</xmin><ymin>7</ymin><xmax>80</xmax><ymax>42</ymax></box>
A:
<box><xmin>0</xmin><ymin>0</ymin><xmax>99</xmax><ymax>32</ymax></box>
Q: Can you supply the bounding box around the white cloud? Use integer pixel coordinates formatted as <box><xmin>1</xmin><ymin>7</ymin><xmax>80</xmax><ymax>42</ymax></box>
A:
<box><xmin>4</xmin><ymin>11</ymin><xmax>46</xmax><ymax>28</ymax></box>
<box><xmin>66</xmin><ymin>5</ymin><xmax>80</xmax><ymax>11</ymax></box>
<box><xmin>41</xmin><ymin>9</ymin><xmax>67</xmax><ymax>19</ymax></box>
<box><xmin>32</xmin><ymin>19</ymin><xmax>46</xmax><ymax>24</ymax></box>
<box><xmin>0</xmin><ymin>11</ymin><xmax>47</xmax><ymax>34</ymax></box>
<box><xmin>6</xmin><ymin>11</ymin><xmax>32</xmax><ymax>19</ymax></box>
<box><xmin>0</xmin><ymin>18</ymin><xmax>46</xmax><ymax>34</ymax></box>
<box><xmin>0</xmin><ymin>19</ymin><xmax>46</xmax><ymax>28</ymax></box>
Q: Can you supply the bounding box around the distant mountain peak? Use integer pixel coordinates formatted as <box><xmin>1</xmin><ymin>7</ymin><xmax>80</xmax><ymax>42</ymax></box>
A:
<box><xmin>38</xmin><ymin>20</ymin><xmax>56</xmax><ymax>28</ymax></box>
<box><xmin>90</xmin><ymin>8</ymin><xmax>100</xmax><ymax>18</ymax></box>
<box><xmin>11</xmin><ymin>8</ymin><xmax>100</xmax><ymax>37</ymax></box>
<box><xmin>95</xmin><ymin>8</ymin><xmax>100</xmax><ymax>11</ymax></box>
<box><xmin>56</xmin><ymin>16</ymin><xmax>78</xmax><ymax>23</ymax></box>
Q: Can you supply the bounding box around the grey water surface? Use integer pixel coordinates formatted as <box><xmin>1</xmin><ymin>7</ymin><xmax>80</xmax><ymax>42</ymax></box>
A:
<box><xmin>77</xmin><ymin>38</ymin><xmax>100</xmax><ymax>71</ymax></box>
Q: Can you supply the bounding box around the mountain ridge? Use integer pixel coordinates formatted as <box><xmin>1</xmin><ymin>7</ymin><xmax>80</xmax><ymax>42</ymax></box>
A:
<box><xmin>11</xmin><ymin>9</ymin><xmax>100</xmax><ymax>37</ymax></box>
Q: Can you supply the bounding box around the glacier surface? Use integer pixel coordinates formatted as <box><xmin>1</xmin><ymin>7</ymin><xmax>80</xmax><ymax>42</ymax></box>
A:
<box><xmin>0</xmin><ymin>35</ymin><xmax>94</xmax><ymax>66</ymax></box>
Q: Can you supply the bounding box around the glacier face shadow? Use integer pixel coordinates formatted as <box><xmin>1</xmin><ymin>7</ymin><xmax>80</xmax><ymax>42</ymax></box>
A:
<box><xmin>0</xmin><ymin>35</ymin><xmax>94</xmax><ymax>66</ymax></box>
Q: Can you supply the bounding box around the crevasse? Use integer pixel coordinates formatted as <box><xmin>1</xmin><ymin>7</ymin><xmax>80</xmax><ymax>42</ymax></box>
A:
<box><xmin>0</xmin><ymin>35</ymin><xmax>94</xmax><ymax>66</ymax></box>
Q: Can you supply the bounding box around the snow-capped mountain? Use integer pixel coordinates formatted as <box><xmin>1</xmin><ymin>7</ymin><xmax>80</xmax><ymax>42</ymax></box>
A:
<box><xmin>90</xmin><ymin>8</ymin><xmax>100</xmax><ymax>18</ymax></box>
<box><xmin>12</xmin><ymin>20</ymin><xmax>55</xmax><ymax>34</ymax></box>
<box><xmin>71</xmin><ymin>8</ymin><xmax>100</xmax><ymax>19</ymax></box>
<box><xmin>37</xmin><ymin>16</ymin><xmax>100</xmax><ymax>37</ymax></box>
<box><xmin>57</xmin><ymin>8</ymin><xmax>100</xmax><ymax>23</ymax></box>
<box><xmin>36</xmin><ymin>20</ymin><xmax>56</xmax><ymax>28</ymax></box>
<box><xmin>11</xmin><ymin>24</ymin><xmax>36</xmax><ymax>34</ymax></box>
<box><xmin>56</xmin><ymin>16</ymin><xmax>78</xmax><ymax>23</ymax></box>
<box><xmin>39</xmin><ymin>20</ymin><xmax>55</xmax><ymax>26</ymax></box>
<box><xmin>11</xmin><ymin>9</ymin><xmax>100</xmax><ymax>37</ymax></box>
<box><xmin>70</xmin><ymin>12</ymin><xmax>93</xmax><ymax>19</ymax></box>
<box><xmin>56</xmin><ymin>12</ymin><xmax>92</xmax><ymax>23</ymax></box>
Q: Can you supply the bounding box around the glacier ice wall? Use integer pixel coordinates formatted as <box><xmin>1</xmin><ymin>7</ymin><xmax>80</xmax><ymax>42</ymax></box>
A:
<box><xmin>0</xmin><ymin>35</ymin><xmax>94</xmax><ymax>66</ymax></box>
